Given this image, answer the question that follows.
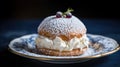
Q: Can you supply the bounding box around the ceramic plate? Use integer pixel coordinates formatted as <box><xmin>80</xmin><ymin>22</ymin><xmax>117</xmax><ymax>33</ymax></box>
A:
<box><xmin>8</xmin><ymin>34</ymin><xmax>120</xmax><ymax>64</ymax></box>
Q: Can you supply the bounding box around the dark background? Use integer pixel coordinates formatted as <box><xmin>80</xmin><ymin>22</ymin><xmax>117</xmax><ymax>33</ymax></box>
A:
<box><xmin>0</xmin><ymin>0</ymin><xmax>120</xmax><ymax>67</ymax></box>
<box><xmin>1</xmin><ymin>0</ymin><xmax>120</xmax><ymax>19</ymax></box>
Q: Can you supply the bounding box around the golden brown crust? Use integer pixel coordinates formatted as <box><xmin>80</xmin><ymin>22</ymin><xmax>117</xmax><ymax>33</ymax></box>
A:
<box><xmin>38</xmin><ymin>30</ymin><xmax>86</xmax><ymax>41</ymax></box>
<box><xmin>36</xmin><ymin>46</ymin><xmax>87</xmax><ymax>56</ymax></box>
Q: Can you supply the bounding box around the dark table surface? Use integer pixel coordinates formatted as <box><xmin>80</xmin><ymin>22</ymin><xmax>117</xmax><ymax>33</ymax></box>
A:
<box><xmin>0</xmin><ymin>18</ymin><xmax>120</xmax><ymax>67</ymax></box>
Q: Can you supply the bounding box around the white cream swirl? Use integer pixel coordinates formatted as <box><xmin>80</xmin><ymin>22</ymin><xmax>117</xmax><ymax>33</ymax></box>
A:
<box><xmin>36</xmin><ymin>35</ymin><xmax>89</xmax><ymax>51</ymax></box>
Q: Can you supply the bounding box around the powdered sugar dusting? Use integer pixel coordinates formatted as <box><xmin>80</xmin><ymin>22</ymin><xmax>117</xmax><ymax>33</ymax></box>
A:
<box><xmin>38</xmin><ymin>15</ymin><xmax>86</xmax><ymax>36</ymax></box>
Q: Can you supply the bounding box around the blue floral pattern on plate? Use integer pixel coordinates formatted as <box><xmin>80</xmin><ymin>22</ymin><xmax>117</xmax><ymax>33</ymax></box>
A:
<box><xmin>8</xmin><ymin>34</ymin><xmax>119</xmax><ymax>64</ymax></box>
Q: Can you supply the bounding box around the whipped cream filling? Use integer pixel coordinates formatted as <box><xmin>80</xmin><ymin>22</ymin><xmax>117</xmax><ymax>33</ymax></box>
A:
<box><xmin>36</xmin><ymin>35</ymin><xmax>89</xmax><ymax>51</ymax></box>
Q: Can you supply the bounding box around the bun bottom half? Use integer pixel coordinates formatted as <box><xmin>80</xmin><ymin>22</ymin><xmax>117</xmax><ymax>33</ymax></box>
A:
<box><xmin>36</xmin><ymin>46</ymin><xmax>87</xmax><ymax>56</ymax></box>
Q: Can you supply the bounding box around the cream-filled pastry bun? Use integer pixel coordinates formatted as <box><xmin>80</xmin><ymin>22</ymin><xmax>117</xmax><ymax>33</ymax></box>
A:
<box><xmin>36</xmin><ymin>9</ymin><xmax>89</xmax><ymax>56</ymax></box>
